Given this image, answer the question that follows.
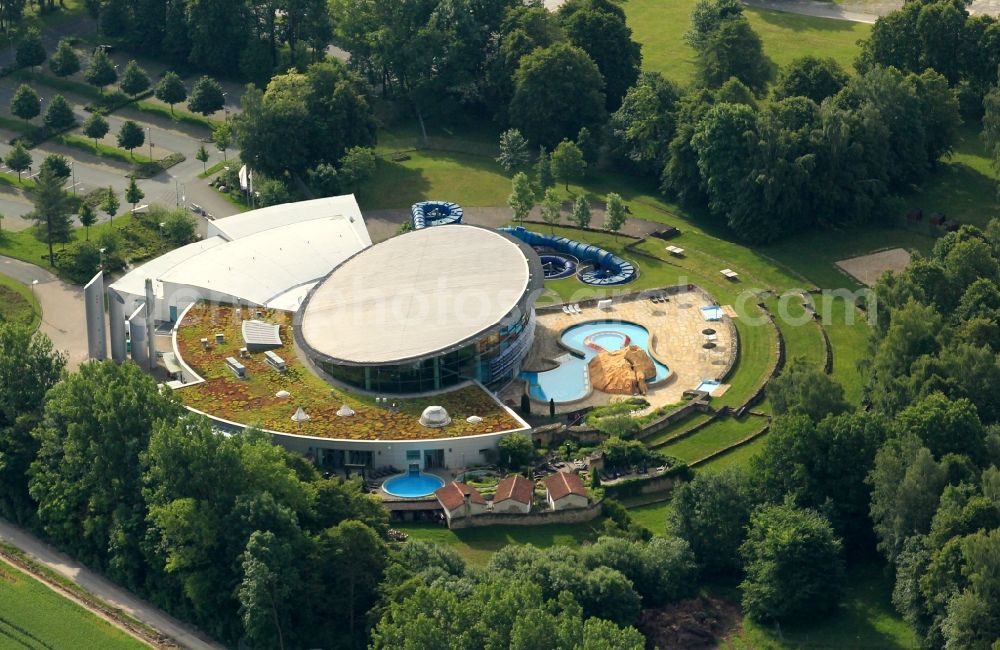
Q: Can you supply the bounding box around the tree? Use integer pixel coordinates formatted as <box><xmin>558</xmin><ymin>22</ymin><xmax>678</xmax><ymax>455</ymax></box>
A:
<box><xmin>540</xmin><ymin>188</ymin><xmax>562</xmax><ymax>232</ymax></box>
<box><xmin>985</xmin><ymin>82</ymin><xmax>1000</xmax><ymax>179</ymax></box>
<box><xmin>15</xmin><ymin>30</ymin><xmax>45</xmax><ymax>70</ymax></box>
<box><xmin>497</xmin><ymin>129</ymin><xmax>530</xmax><ymax>173</ymax></box>
<box><xmin>610</xmin><ymin>72</ymin><xmax>681</xmax><ymax>174</ymax></box>
<box><xmin>238</xmin><ymin>530</ymin><xmax>295</xmax><ymax>650</ymax></box>
<box><xmin>29</xmin><ymin>361</ymin><xmax>182</xmax><ymax>586</ymax></box>
<box><xmin>551</xmin><ymin>140</ymin><xmax>587</xmax><ymax>190</ymax></box>
<box><xmin>508</xmin><ymin>172</ymin><xmax>535</xmax><ymax>225</ymax></box>
<box><xmin>562</xmin><ymin>2</ymin><xmax>642</xmax><ymax>110</ymax></box>
<box><xmin>43</xmin><ymin>95</ymin><xmax>76</xmax><ymax>132</ymax></box>
<box><xmin>751</xmin><ymin>412</ymin><xmax>886</xmax><ymax>548</ymax></box>
<box><xmin>338</xmin><ymin>146</ymin><xmax>377</xmax><ymax>188</ymax></box>
<box><xmin>668</xmin><ymin>468</ymin><xmax>756</xmax><ymax>574</ymax></box>
<box><xmin>576</xmin><ymin>126</ymin><xmax>596</xmax><ymax>163</ymax></box>
<box><xmin>39</xmin><ymin>154</ymin><xmax>70</xmax><ymax>179</ymax></box>
<box><xmin>697</xmin><ymin>16</ymin><xmax>771</xmax><ymax>94</ymax></box>
<box><xmin>125</xmin><ymin>176</ymin><xmax>144</xmax><ymax>211</ymax></box>
<box><xmin>535</xmin><ymin>146</ymin><xmax>553</xmax><ymax>190</ymax></box>
<box><xmin>232</xmin><ymin>62</ymin><xmax>376</xmax><ymax>179</ymax></box>
<box><xmin>498</xmin><ymin>433</ymin><xmax>537</xmax><ymax>471</ymax></box>
<box><xmin>773</xmin><ymin>55</ymin><xmax>849</xmax><ymax>104</ymax></box>
<box><xmin>767</xmin><ymin>357</ymin><xmax>849</xmax><ymax>421</ymax></box>
<box><xmin>78</xmin><ymin>204</ymin><xmax>96</xmax><ymax>240</ymax></box>
<box><xmin>195</xmin><ymin>144</ymin><xmax>209</xmax><ymax>172</ymax></box>
<box><xmin>0</xmin><ymin>324</ymin><xmax>65</xmax><ymax>523</ymax></box>
<box><xmin>84</xmin><ymin>47</ymin><xmax>117</xmax><ymax>93</ymax></box>
<box><xmin>48</xmin><ymin>39</ymin><xmax>80</xmax><ymax>77</ymax></box>
<box><xmin>82</xmin><ymin>113</ymin><xmax>109</xmax><ymax>149</ymax></box>
<box><xmin>571</xmin><ymin>195</ymin><xmax>592</xmax><ymax>229</ymax></box>
<box><xmin>154</xmin><ymin>71</ymin><xmax>187</xmax><ymax>114</ymax></box>
<box><xmin>187</xmin><ymin>76</ymin><xmax>224</xmax><ymax>116</ymax></box>
<box><xmin>29</xmin><ymin>167</ymin><xmax>72</xmax><ymax>264</ymax></box>
<box><xmin>604</xmin><ymin>192</ymin><xmax>627</xmax><ymax>238</ymax></box>
<box><xmin>119</xmin><ymin>60</ymin><xmax>150</xmax><ymax>97</ymax></box>
<box><xmin>510</xmin><ymin>42</ymin><xmax>607</xmax><ymax>147</ymax></box>
<box><xmin>5</xmin><ymin>144</ymin><xmax>31</xmax><ymax>182</ymax></box>
<box><xmin>101</xmin><ymin>186</ymin><xmax>120</xmax><ymax>226</ymax></box>
<box><xmin>212</xmin><ymin>121</ymin><xmax>231</xmax><ymax>161</ymax></box>
<box><xmin>684</xmin><ymin>0</ymin><xmax>744</xmax><ymax>50</ymax></box>
<box><xmin>163</xmin><ymin>209</ymin><xmax>195</xmax><ymax>245</ymax></box>
<box><xmin>739</xmin><ymin>502</ymin><xmax>845</xmax><ymax>621</ymax></box>
<box><xmin>117</xmin><ymin>120</ymin><xmax>145</xmax><ymax>159</ymax></box>
<box><xmin>10</xmin><ymin>84</ymin><xmax>40</xmax><ymax>124</ymax></box>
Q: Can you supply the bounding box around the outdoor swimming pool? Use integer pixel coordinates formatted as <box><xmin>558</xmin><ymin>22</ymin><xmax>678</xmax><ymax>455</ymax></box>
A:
<box><xmin>521</xmin><ymin>321</ymin><xmax>670</xmax><ymax>403</ymax></box>
<box><xmin>696</xmin><ymin>380</ymin><xmax>721</xmax><ymax>393</ymax></box>
<box><xmin>382</xmin><ymin>470</ymin><xmax>446</xmax><ymax>498</ymax></box>
<box><xmin>701</xmin><ymin>306</ymin><xmax>723</xmax><ymax>321</ymax></box>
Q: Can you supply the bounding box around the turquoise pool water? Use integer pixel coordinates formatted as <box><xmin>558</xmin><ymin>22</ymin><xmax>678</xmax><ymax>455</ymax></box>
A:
<box><xmin>382</xmin><ymin>471</ymin><xmax>446</xmax><ymax>498</ymax></box>
<box><xmin>701</xmin><ymin>306</ymin><xmax>723</xmax><ymax>320</ymax></box>
<box><xmin>696</xmin><ymin>380</ymin><xmax>721</xmax><ymax>392</ymax></box>
<box><xmin>521</xmin><ymin>321</ymin><xmax>670</xmax><ymax>403</ymax></box>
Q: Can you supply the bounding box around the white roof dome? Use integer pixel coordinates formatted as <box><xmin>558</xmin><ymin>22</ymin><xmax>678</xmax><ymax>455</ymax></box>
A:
<box><xmin>419</xmin><ymin>405</ymin><xmax>451</xmax><ymax>428</ymax></box>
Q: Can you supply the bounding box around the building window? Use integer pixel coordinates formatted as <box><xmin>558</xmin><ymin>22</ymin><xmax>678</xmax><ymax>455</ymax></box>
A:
<box><xmin>405</xmin><ymin>450</ymin><xmax>420</xmax><ymax>461</ymax></box>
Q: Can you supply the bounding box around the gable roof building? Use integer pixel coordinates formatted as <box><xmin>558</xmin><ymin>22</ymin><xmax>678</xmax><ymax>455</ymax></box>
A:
<box><xmin>435</xmin><ymin>481</ymin><xmax>487</xmax><ymax>524</ymax></box>
<box><xmin>493</xmin><ymin>474</ymin><xmax>534</xmax><ymax>513</ymax></box>
<box><xmin>543</xmin><ymin>471</ymin><xmax>589</xmax><ymax>511</ymax></box>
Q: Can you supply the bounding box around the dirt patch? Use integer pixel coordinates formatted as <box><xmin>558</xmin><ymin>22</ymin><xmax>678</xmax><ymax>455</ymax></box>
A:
<box><xmin>636</xmin><ymin>596</ymin><xmax>742</xmax><ymax>650</ymax></box>
<box><xmin>835</xmin><ymin>248</ymin><xmax>911</xmax><ymax>286</ymax></box>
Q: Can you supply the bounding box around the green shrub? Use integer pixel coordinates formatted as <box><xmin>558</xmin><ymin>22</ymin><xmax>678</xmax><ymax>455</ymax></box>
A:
<box><xmin>57</xmin><ymin>240</ymin><xmax>102</xmax><ymax>284</ymax></box>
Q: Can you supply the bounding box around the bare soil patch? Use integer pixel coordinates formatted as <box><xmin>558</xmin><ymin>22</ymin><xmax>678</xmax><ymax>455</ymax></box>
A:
<box><xmin>835</xmin><ymin>248</ymin><xmax>911</xmax><ymax>286</ymax></box>
<box><xmin>636</xmin><ymin>595</ymin><xmax>742</xmax><ymax>650</ymax></box>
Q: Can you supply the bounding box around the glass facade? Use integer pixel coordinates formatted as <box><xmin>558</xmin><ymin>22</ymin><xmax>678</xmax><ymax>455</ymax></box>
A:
<box><xmin>318</xmin><ymin>310</ymin><xmax>535</xmax><ymax>394</ymax></box>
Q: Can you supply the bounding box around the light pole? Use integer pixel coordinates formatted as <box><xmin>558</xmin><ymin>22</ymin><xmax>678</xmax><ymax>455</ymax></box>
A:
<box><xmin>222</xmin><ymin>92</ymin><xmax>228</xmax><ymax>120</ymax></box>
<box><xmin>30</xmin><ymin>279</ymin><xmax>38</xmax><ymax>302</ymax></box>
<box><xmin>70</xmin><ymin>160</ymin><xmax>76</xmax><ymax>195</ymax></box>
<box><xmin>145</xmin><ymin>127</ymin><xmax>153</xmax><ymax>160</ymax></box>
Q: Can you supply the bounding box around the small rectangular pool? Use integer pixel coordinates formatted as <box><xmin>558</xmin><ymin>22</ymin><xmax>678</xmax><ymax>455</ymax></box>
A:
<box><xmin>696</xmin><ymin>380</ymin><xmax>721</xmax><ymax>393</ymax></box>
<box><xmin>701</xmin><ymin>306</ymin><xmax>723</xmax><ymax>321</ymax></box>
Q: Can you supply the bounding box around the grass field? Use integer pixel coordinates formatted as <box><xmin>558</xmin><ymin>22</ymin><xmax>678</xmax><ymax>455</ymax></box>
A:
<box><xmin>0</xmin><ymin>274</ymin><xmax>41</xmax><ymax>330</ymax></box>
<box><xmin>0</xmin><ymin>560</ymin><xmax>146</xmax><ymax>650</ymax></box>
<box><xmin>0</xmin><ymin>214</ymin><xmax>135</xmax><ymax>270</ymax></box>
<box><xmin>624</xmin><ymin>0</ymin><xmax>871</xmax><ymax>84</ymax></box>
<box><xmin>395</xmin><ymin>521</ymin><xmax>605</xmax><ymax>566</ymax></box>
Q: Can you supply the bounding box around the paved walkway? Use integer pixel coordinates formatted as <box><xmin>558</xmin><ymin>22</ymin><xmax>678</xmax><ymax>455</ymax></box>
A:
<box><xmin>0</xmin><ymin>518</ymin><xmax>225</xmax><ymax>650</ymax></box>
<box><xmin>0</xmin><ymin>254</ymin><xmax>89</xmax><ymax>369</ymax></box>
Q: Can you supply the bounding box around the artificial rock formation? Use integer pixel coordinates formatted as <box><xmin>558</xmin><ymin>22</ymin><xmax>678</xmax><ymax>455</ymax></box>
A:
<box><xmin>588</xmin><ymin>345</ymin><xmax>656</xmax><ymax>395</ymax></box>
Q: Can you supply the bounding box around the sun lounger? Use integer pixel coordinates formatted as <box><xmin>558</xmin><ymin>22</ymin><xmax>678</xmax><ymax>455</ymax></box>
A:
<box><xmin>573</xmin><ymin>303</ymin><xmax>582</xmax><ymax>313</ymax></box>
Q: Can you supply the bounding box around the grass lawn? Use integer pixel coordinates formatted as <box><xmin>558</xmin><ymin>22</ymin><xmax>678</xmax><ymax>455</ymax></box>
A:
<box><xmin>395</xmin><ymin>521</ymin><xmax>605</xmax><ymax>566</ymax></box>
<box><xmin>723</xmin><ymin>562</ymin><xmax>919</xmax><ymax>649</ymax></box>
<box><xmin>625</xmin><ymin>498</ymin><xmax>673</xmax><ymax>535</ymax></box>
<box><xmin>697</xmin><ymin>434</ymin><xmax>767</xmax><ymax>472</ymax></box>
<box><xmin>659</xmin><ymin>415</ymin><xmax>766</xmax><ymax>463</ymax></box>
<box><xmin>134</xmin><ymin>99</ymin><xmax>221</xmax><ymax>131</ymax></box>
<box><xmin>60</xmin><ymin>134</ymin><xmax>155</xmax><ymax>165</ymax></box>
<box><xmin>0</xmin><ymin>560</ymin><xmax>146</xmax><ymax>650</ymax></box>
<box><xmin>624</xmin><ymin>0</ymin><xmax>870</xmax><ymax>85</ymax></box>
<box><xmin>0</xmin><ymin>274</ymin><xmax>41</xmax><ymax>330</ymax></box>
<box><xmin>644</xmin><ymin>412</ymin><xmax>714</xmax><ymax>447</ymax></box>
<box><xmin>763</xmin><ymin>295</ymin><xmax>825</xmax><ymax>368</ymax></box>
<box><xmin>356</xmin><ymin>150</ymin><xmax>511</xmax><ymax>210</ymax></box>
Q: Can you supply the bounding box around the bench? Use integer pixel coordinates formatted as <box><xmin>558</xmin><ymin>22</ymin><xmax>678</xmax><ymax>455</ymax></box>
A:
<box><xmin>226</xmin><ymin>356</ymin><xmax>246</xmax><ymax>378</ymax></box>
<box><xmin>264</xmin><ymin>350</ymin><xmax>286</xmax><ymax>373</ymax></box>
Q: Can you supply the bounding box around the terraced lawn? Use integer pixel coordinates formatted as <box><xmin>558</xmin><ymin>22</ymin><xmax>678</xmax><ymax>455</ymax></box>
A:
<box><xmin>643</xmin><ymin>412</ymin><xmax>714</xmax><ymax>447</ymax></box>
<box><xmin>659</xmin><ymin>415</ymin><xmax>767</xmax><ymax>464</ymax></box>
<box><xmin>395</xmin><ymin>521</ymin><xmax>604</xmax><ymax>566</ymax></box>
<box><xmin>0</xmin><ymin>561</ymin><xmax>146</xmax><ymax>650</ymax></box>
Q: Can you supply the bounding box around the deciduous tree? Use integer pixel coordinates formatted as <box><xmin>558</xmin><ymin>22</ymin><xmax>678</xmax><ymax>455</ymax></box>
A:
<box><xmin>84</xmin><ymin>47</ymin><xmax>117</xmax><ymax>93</ymax></box>
<box><xmin>154</xmin><ymin>71</ymin><xmax>186</xmax><ymax>114</ymax></box>
<box><xmin>48</xmin><ymin>39</ymin><xmax>80</xmax><ymax>77</ymax></box>
<box><xmin>117</xmin><ymin>120</ymin><xmax>145</xmax><ymax>158</ymax></box>
<box><xmin>119</xmin><ymin>60</ymin><xmax>150</xmax><ymax>97</ymax></box>
<box><xmin>9</xmin><ymin>84</ymin><xmax>40</xmax><ymax>124</ymax></box>
<box><xmin>551</xmin><ymin>140</ymin><xmax>586</xmax><ymax>190</ymax></box>
<box><xmin>187</xmin><ymin>75</ymin><xmax>224</xmax><ymax>116</ymax></box>
<box><xmin>43</xmin><ymin>95</ymin><xmax>76</xmax><ymax>131</ymax></box>
<box><xmin>497</xmin><ymin>128</ymin><xmax>530</xmax><ymax>173</ymax></box>
<box><xmin>508</xmin><ymin>172</ymin><xmax>535</xmax><ymax>225</ymax></box>
<box><xmin>82</xmin><ymin>113</ymin><xmax>109</xmax><ymax>148</ymax></box>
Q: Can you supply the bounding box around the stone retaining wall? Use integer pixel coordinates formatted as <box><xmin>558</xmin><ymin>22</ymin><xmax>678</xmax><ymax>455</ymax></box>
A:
<box><xmin>447</xmin><ymin>501</ymin><xmax>603</xmax><ymax>529</ymax></box>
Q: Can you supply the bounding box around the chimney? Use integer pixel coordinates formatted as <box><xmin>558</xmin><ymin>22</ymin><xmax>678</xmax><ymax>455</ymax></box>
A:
<box><xmin>464</xmin><ymin>492</ymin><xmax>471</xmax><ymax>518</ymax></box>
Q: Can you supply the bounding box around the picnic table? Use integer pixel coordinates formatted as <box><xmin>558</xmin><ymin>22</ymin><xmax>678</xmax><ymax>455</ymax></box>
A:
<box><xmin>666</xmin><ymin>245</ymin><xmax>685</xmax><ymax>257</ymax></box>
<box><xmin>720</xmin><ymin>268</ymin><xmax>739</xmax><ymax>280</ymax></box>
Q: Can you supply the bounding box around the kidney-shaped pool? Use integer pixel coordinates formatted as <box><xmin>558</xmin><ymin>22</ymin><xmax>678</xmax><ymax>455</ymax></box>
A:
<box><xmin>521</xmin><ymin>320</ymin><xmax>669</xmax><ymax>403</ymax></box>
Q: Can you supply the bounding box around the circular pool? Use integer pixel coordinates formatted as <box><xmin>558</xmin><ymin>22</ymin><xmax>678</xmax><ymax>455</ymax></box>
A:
<box><xmin>382</xmin><ymin>471</ymin><xmax>446</xmax><ymax>498</ymax></box>
<box><xmin>583</xmin><ymin>330</ymin><xmax>631</xmax><ymax>352</ymax></box>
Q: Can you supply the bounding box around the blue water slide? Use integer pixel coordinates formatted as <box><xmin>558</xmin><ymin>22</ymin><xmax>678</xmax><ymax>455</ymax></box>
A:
<box><xmin>411</xmin><ymin>201</ymin><xmax>464</xmax><ymax>229</ymax></box>
<box><xmin>498</xmin><ymin>226</ymin><xmax>636</xmax><ymax>285</ymax></box>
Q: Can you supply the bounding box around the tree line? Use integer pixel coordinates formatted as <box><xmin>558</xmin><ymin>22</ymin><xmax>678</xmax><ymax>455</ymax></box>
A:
<box><xmin>655</xmin><ymin>220</ymin><xmax>1000</xmax><ymax>643</ymax></box>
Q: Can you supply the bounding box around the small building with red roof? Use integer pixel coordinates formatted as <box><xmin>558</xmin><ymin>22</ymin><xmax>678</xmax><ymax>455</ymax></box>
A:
<box><xmin>492</xmin><ymin>474</ymin><xmax>535</xmax><ymax>514</ymax></box>
<box><xmin>434</xmin><ymin>481</ymin><xmax>487</xmax><ymax>525</ymax></box>
<box><xmin>543</xmin><ymin>471</ymin><xmax>589</xmax><ymax>511</ymax></box>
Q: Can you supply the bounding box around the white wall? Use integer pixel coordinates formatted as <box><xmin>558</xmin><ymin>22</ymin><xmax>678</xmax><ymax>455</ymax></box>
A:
<box><xmin>493</xmin><ymin>499</ymin><xmax>530</xmax><ymax>514</ymax></box>
<box><xmin>548</xmin><ymin>493</ymin><xmax>589</xmax><ymax>511</ymax></box>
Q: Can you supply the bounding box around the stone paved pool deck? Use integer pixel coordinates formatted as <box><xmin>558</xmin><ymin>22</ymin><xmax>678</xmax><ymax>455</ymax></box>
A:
<box><xmin>507</xmin><ymin>290</ymin><xmax>736</xmax><ymax>414</ymax></box>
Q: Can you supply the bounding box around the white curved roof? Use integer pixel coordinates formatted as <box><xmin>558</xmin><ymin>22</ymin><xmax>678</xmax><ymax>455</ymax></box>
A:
<box><xmin>110</xmin><ymin>196</ymin><xmax>372</xmax><ymax>311</ymax></box>
<box><xmin>161</xmin><ymin>217</ymin><xmax>369</xmax><ymax>307</ymax></box>
<box><xmin>300</xmin><ymin>226</ymin><xmax>532</xmax><ymax>363</ymax></box>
